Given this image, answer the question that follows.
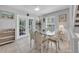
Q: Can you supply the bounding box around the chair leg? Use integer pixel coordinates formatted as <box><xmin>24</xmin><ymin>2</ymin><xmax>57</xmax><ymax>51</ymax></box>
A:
<box><xmin>56</xmin><ymin>42</ymin><xmax>58</xmax><ymax>53</ymax></box>
<box><xmin>41</xmin><ymin>44</ymin><xmax>44</xmax><ymax>53</ymax></box>
<box><xmin>57</xmin><ymin>41</ymin><xmax>61</xmax><ymax>53</ymax></box>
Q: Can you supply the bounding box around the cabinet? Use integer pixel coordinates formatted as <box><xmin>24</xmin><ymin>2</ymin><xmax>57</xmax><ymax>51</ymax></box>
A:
<box><xmin>0</xmin><ymin>29</ymin><xmax>15</xmax><ymax>45</ymax></box>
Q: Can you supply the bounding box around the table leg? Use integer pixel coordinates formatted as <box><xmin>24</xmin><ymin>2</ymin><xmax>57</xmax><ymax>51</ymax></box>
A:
<box><xmin>47</xmin><ymin>40</ymin><xmax>49</xmax><ymax>53</ymax></box>
<box><xmin>51</xmin><ymin>42</ymin><xmax>52</xmax><ymax>52</ymax></box>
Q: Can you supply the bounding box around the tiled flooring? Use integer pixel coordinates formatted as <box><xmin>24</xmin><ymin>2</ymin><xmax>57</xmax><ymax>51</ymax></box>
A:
<box><xmin>0</xmin><ymin>37</ymin><xmax>31</xmax><ymax>53</ymax></box>
<box><xmin>0</xmin><ymin>35</ymin><xmax>71</xmax><ymax>53</ymax></box>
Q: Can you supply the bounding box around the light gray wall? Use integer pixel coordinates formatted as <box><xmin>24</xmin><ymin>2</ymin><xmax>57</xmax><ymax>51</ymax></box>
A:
<box><xmin>0</xmin><ymin>19</ymin><xmax>15</xmax><ymax>30</ymax></box>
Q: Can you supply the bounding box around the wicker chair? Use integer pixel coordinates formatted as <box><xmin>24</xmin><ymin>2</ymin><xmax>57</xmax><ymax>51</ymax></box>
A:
<box><xmin>34</xmin><ymin>31</ymin><xmax>47</xmax><ymax>52</ymax></box>
<box><xmin>56</xmin><ymin>30</ymin><xmax>70</xmax><ymax>52</ymax></box>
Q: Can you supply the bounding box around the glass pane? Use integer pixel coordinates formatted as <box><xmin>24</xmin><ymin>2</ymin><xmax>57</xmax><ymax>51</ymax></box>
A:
<box><xmin>19</xmin><ymin>18</ymin><xmax>26</xmax><ymax>36</ymax></box>
<box><xmin>46</xmin><ymin>17</ymin><xmax>56</xmax><ymax>32</ymax></box>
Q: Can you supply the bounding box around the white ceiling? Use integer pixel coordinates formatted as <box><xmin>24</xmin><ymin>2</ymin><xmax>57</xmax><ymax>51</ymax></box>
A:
<box><xmin>0</xmin><ymin>5</ymin><xmax>70</xmax><ymax>16</ymax></box>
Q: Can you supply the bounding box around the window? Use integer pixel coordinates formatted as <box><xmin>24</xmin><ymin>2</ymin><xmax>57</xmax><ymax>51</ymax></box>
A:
<box><xmin>19</xmin><ymin>18</ymin><xmax>26</xmax><ymax>36</ymax></box>
<box><xmin>46</xmin><ymin>16</ymin><xmax>56</xmax><ymax>32</ymax></box>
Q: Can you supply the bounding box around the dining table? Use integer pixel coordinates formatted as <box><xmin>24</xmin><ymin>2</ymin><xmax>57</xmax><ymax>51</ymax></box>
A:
<box><xmin>41</xmin><ymin>31</ymin><xmax>60</xmax><ymax>52</ymax></box>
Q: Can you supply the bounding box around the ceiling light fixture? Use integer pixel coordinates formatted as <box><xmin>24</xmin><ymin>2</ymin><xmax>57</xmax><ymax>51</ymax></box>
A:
<box><xmin>34</xmin><ymin>7</ymin><xmax>40</xmax><ymax>11</ymax></box>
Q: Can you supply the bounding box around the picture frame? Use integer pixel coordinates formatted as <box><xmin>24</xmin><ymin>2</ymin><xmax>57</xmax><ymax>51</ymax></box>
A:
<box><xmin>59</xmin><ymin>14</ymin><xmax>67</xmax><ymax>22</ymax></box>
<box><xmin>0</xmin><ymin>10</ymin><xmax>15</xmax><ymax>19</ymax></box>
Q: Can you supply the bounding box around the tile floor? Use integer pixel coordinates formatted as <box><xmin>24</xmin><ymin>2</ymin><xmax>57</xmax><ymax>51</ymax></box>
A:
<box><xmin>0</xmin><ymin>36</ymin><xmax>31</xmax><ymax>53</ymax></box>
<box><xmin>0</xmin><ymin>35</ymin><xmax>71</xmax><ymax>53</ymax></box>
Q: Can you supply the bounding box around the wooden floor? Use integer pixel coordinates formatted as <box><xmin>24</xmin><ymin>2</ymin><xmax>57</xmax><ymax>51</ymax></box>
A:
<box><xmin>0</xmin><ymin>35</ymin><xmax>71</xmax><ymax>53</ymax></box>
